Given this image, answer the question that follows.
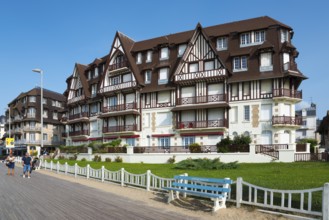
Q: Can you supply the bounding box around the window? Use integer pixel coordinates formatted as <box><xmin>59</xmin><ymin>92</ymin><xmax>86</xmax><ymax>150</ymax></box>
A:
<box><xmin>261</xmin><ymin>104</ymin><xmax>272</xmax><ymax>121</ymax></box>
<box><xmin>260</xmin><ymin>52</ymin><xmax>273</xmax><ymax>72</ymax></box>
<box><xmin>145</xmin><ymin>70</ymin><xmax>151</xmax><ymax>84</ymax></box>
<box><xmin>108</xmin><ymin>96</ymin><xmax>117</xmax><ymax>106</ymax></box>
<box><xmin>244</xmin><ymin>105</ymin><xmax>250</xmax><ymax>121</ymax></box>
<box><xmin>233</xmin><ymin>56</ymin><xmax>248</xmax><ymax>71</ymax></box>
<box><xmin>157</xmin><ymin>91</ymin><xmax>170</xmax><ymax>103</ymax></box>
<box><xmin>281</xmin><ymin>29</ymin><xmax>289</xmax><ymax>43</ymax></box>
<box><xmin>111</xmin><ymin>76</ymin><xmax>120</xmax><ymax>85</ymax></box>
<box><xmin>122</xmin><ymin>73</ymin><xmax>132</xmax><ymax>82</ymax></box>
<box><xmin>146</xmin><ymin>50</ymin><xmax>152</xmax><ymax>63</ymax></box>
<box><xmin>160</xmin><ymin>47</ymin><xmax>169</xmax><ymax>60</ymax></box>
<box><xmin>189</xmin><ymin>63</ymin><xmax>198</xmax><ymax>73</ymax></box>
<box><xmin>230</xmin><ymin>107</ymin><xmax>238</xmax><ymax>123</ymax></box>
<box><xmin>143</xmin><ymin>113</ymin><xmax>150</xmax><ymax>128</ymax></box>
<box><xmin>302</xmin><ymin>120</ymin><xmax>307</xmax><ymax>126</ymax></box>
<box><xmin>302</xmin><ymin>130</ymin><xmax>306</xmax><ymax>136</ymax></box>
<box><xmin>29</xmin><ymin>96</ymin><xmax>36</xmax><ymax>103</ymax></box>
<box><xmin>43</xmin><ymin>133</ymin><xmax>48</xmax><ymax>141</ymax></box>
<box><xmin>204</xmin><ymin>60</ymin><xmax>214</xmax><ymax>71</ymax></box>
<box><xmin>182</xmin><ymin>136</ymin><xmax>195</xmax><ymax>148</ymax></box>
<box><xmin>91</xmin><ymin>84</ymin><xmax>97</xmax><ymax>97</ymax></box>
<box><xmin>29</xmin><ymin>133</ymin><xmax>35</xmax><ymax>141</ymax></box>
<box><xmin>217</xmin><ymin>37</ymin><xmax>228</xmax><ymax>50</ymax></box>
<box><xmin>241</xmin><ymin>33</ymin><xmax>251</xmax><ymax>45</ymax></box>
<box><xmin>43</xmin><ymin>110</ymin><xmax>48</xmax><ymax>118</ymax></box>
<box><xmin>136</xmin><ymin>52</ymin><xmax>142</xmax><ymax>64</ymax></box>
<box><xmin>126</xmin><ymin>138</ymin><xmax>135</xmax><ymax>146</ymax></box>
<box><xmin>158</xmin><ymin>68</ymin><xmax>168</xmax><ymax>84</ymax></box>
<box><xmin>243</xmin><ymin>82</ymin><xmax>250</xmax><ymax>96</ymax></box>
<box><xmin>178</xmin><ymin>44</ymin><xmax>187</xmax><ymax>57</ymax></box>
<box><xmin>158</xmin><ymin>137</ymin><xmax>170</xmax><ymax>149</ymax></box>
<box><xmin>53</xmin><ymin>112</ymin><xmax>58</xmax><ymax>120</ymax></box>
<box><xmin>156</xmin><ymin>112</ymin><xmax>171</xmax><ymax>126</ymax></box>
<box><xmin>43</xmin><ymin>98</ymin><xmax>47</xmax><ymax>104</ymax></box>
<box><xmin>255</xmin><ymin>30</ymin><xmax>265</xmax><ymax>43</ymax></box>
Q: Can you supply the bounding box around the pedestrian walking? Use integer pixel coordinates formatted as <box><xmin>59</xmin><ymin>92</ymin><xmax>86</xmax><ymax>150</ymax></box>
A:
<box><xmin>22</xmin><ymin>152</ymin><xmax>32</xmax><ymax>178</ymax></box>
<box><xmin>29</xmin><ymin>157</ymin><xmax>39</xmax><ymax>175</ymax></box>
<box><xmin>6</xmin><ymin>151</ymin><xmax>16</xmax><ymax>176</ymax></box>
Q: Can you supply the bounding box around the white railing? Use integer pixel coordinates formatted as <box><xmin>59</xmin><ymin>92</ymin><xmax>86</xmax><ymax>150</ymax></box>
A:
<box><xmin>40</xmin><ymin>160</ymin><xmax>328</xmax><ymax>219</ymax></box>
<box><xmin>235</xmin><ymin>177</ymin><xmax>323</xmax><ymax>218</ymax></box>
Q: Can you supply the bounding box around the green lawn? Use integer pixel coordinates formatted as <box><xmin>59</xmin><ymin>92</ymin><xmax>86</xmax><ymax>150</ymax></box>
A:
<box><xmin>50</xmin><ymin>160</ymin><xmax>329</xmax><ymax>190</ymax></box>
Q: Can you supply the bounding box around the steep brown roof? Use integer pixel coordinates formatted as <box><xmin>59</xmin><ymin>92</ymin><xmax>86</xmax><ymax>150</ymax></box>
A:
<box><xmin>75</xmin><ymin>63</ymin><xmax>90</xmax><ymax>98</ymax></box>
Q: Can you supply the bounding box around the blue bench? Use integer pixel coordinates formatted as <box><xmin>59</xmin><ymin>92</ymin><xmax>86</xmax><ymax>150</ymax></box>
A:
<box><xmin>163</xmin><ymin>175</ymin><xmax>233</xmax><ymax>212</ymax></box>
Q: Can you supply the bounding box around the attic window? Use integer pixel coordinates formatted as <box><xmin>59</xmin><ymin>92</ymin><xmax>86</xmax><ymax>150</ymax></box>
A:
<box><xmin>160</xmin><ymin>47</ymin><xmax>169</xmax><ymax>60</ymax></box>
<box><xmin>216</xmin><ymin>37</ymin><xmax>228</xmax><ymax>50</ymax></box>
<box><xmin>178</xmin><ymin>44</ymin><xmax>187</xmax><ymax>57</ymax></box>
<box><xmin>136</xmin><ymin>52</ymin><xmax>142</xmax><ymax>64</ymax></box>
<box><xmin>146</xmin><ymin>50</ymin><xmax>152</xmax><ymax>63</ymax></box>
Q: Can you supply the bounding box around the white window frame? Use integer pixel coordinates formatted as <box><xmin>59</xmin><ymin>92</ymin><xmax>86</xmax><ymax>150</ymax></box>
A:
<box><xmin>158</xmin><ymin>137</ymin><xmax>170</xmax><ymax>149</ymax></box>
<box><xmin>260</xmin><ymin>52</ymin><xmax>273</xmax><ymax>72</ymax></box>
<box><xmin>178</xmin><ymin>44</ymin><xmax>187</xmax><ymax>57</ymax></box>
<box><xmin>281</xmin><ymin>29</ymin><xmax>289</xmax><ymax>43</ymax></box>
<box><xmin>182</xmin><ymin>136</ymin><xmax>195</xmax><ymax>148</ymax></box>
<box><xmin>158</xmin><ymin>68</ymin><xmax>168</xmax><ymax>84</ymax></box>
<box><xmin>204</xmin><ymin>60</ymin><xmax>215</xmax><ymax>71</ymax></box>
<box><xmin>136</xmin><ymin>52</ymin><xmax>142</xmax><ymax>64</ymax></box>
<box><xmin>244</xmin><ymin>105</ymin><xmax>250</xmax><ymax>122</ymax></box>
<box><xmin>189</xmin><ymin>63</ymin><xmax>198</xmax><ymax>73</ymax></box>
<box><xmin>241</xmin><ymin>30</ymin><xmax>265</xmax><ymax>47</ymax></box>
<box><xmin>145</xmin><ymin>70</ymin><xmax>151</xmax><ymax>84</ymax></box>
<box><xmin>216</xmin><ymin>37</ymin><xmax>228</xmax><ymax>50</ymax></box>
<box><xmin>146</xmin><ymin>50</ymin><xmax>152</xmax><ymax>63</ymax></box>
<box><xmin>160</xmin><ymin>47</ymin><xmax>169</xmax><ymax>60</ymax></box>
<box><xmin>233</xmin><ymin>56</ymin><xmax>248</xmax><ymax>72</ymax></box>
<box><xmin>29</xmin><ymin>96</ymin><xmax>36</xmax><ymax>103</ymax></box>
<box><xmin>255</xmin><ymin>30</ymin><xmax>266</xmax><ymax>43</ymax></box>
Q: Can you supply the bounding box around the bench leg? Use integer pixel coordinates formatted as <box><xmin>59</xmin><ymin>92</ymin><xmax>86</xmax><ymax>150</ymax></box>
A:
<box><xmin>211</xmin><ymin>198</ymin><xmax>226</xmax><ymax>212</ymax></box>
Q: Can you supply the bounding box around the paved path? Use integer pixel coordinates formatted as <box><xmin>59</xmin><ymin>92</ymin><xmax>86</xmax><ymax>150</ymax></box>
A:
<box><xmin>0</xmin><ymin>163</ymin><xmax>199</xmax><ymax>220</ymax></box>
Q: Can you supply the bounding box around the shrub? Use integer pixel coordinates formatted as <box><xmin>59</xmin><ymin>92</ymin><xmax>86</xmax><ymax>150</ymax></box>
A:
<box><xmin>81</xmin><ymin>158</ymin><xmax>87</xmax><ymax>162</ymax></box>
<box><xmin>93</xmin><ymin>155</ymin><xmax>102</xmax><ymax>162</ymax></box>
<box><xmin>232</xmin><ymin>135</ymin><xmax>252</xmax><ymax>145</ymax></box>
<box><xmin>167</xmin><ymin>155</ymin><xmax>176</xmax><ymax>164</ymax></box>
<box><xmin>189</xmin><ymin>143</ymin><xmax>202</xmax><ymax>153</ymax></box>
<box><xmin>105</xmin><ymin>158</ymin><xmax>112</xmax><ymax>162</ymax></box>
<box><xmin>174</xmin><ymin>157</ymin><xmax>238</xmax><ymax>170</ymax></box>
<box><xmin>58</xmin><ymin>155</ymin><xmax>65</xmax><ymax>160</ymax></box>
<box><xmin>114</xmin><ymin>156</ymin><xmax>123</xmax><ymax>163</ymax></box>
<box><xmin>217</xmin><ymin>136</ymin><xmax>231</xmax><ymax>153</ymax></box>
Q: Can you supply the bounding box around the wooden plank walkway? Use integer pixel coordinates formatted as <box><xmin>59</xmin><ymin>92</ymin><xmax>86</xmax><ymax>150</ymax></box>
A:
<box><xmin>0</xmin><ymin>163</ymin><xmax>198</xmax><ymax>220</ymax></box>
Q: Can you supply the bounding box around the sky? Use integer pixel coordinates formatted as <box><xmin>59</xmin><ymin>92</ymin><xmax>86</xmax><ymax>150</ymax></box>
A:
<box><xmin>0</xmin><ymin>0</ymin><xmax>328</xmax><ymax>118</ymax></box>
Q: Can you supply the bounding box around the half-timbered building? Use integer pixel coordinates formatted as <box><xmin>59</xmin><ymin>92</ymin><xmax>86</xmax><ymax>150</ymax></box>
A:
<box><xmin>64</xmin><ymin>16</ymin><xmax>306</xmax><ymax>148</ymax></box>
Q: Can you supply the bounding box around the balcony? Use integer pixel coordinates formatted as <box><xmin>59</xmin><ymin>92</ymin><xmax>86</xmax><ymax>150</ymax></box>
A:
<box><xmin>68</xmin><ymin>112</ymin><xmax>89</xmax><ymax>123</ymax></box>
<box><xmin>67</xmin><ymin>95</ymin><xmax>85</xmax><ymax>105</ymax></box>
<box><xmin>13</xmin><ymin>115</ymin><xmax>23</xmax><ymax>122</ymax></box>
<box><xmin>23</xmin><ymin>126</ymin><xmax>41</xmax><ymax>132</ymax></box>
<box><xmin>103</xmin><ymin>124</ymin><xmax>137</xmax><ymax>133</ymax></box>
<box><xmin>272</xmin><ymin>116</ymin><xmax>302</xmax><ymax>126</ymax></box>
<box><xmin>26</xmin><ymin>113</ymin><xmax>36</xmax><ymax>118</ymax></box>
<box><xmin>176</xmin><ymin>94</ymin><xmax>227</xmax><ymax>105</ymax></box>
<box><xmin>273</xmin><ymin>88</ymin><xmax>302</xmax><ymax>100</ymax></box>
<box><xmin>69</xmin><ymin>130</ymin><xmax>89</xmax><ymax>137</ymax></box>
<box><xmin>174</xmin><ymin>69</ymin><xmax>227</xmax><ymax>85</ymax></box>
<box><xmin>108</xmin><ymin>60</ymin><xmax>129</xmax><ymax>72</ymax></box>
<box><xmin>283</xmin><ymin>62</ymin><xmax>298</xmax><ymax>72</ymax></box>
<box><xmin>101</xmin><ymin>103</ymin><xmax>139</xmax><ymax>117</ymax></box>
<box><xmin>176</xmin><ymin>119</ymin><xmax>228</xmax><ymax>129</ymax></box>
<box><xmin>100</xmin><ymin>81</ymin><xmax>137</xmax><ymax>94</ymax></box>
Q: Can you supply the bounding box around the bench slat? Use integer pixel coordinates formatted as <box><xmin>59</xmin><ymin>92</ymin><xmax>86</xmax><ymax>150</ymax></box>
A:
<box><xmin>174</xmin><ymin>175</ymin><xmax>233</xmax><ymax>184</ymax></box>
<box><xmin>172</xmin><ymin>182</ymin><xmax>230</xmax><ymax>193</ymax></box>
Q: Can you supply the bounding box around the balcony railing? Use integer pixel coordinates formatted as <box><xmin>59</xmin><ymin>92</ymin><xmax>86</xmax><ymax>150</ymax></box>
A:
<box><xmin>273</xmin><ymin>88</ymin><xmax>302</xmax><ymax>99</ymax></box>
<box><xmin>272</xmin><ymin>116</ymin><xmax>302</xmax><ymax>126</ymax></box>
<box><xmin>67</xmin><ymin>95</ymin><xmax>85</xmax><ymax>104</ymax></box>
<box><xmin>69</xmin><ymin>112</ymin><xmax>89</xmax><ymax>120</ymax></box>
<box><xmin>176</xmin><ymin>94</ymin><xmax>226</xmax><ymax>105</ymax></box>
<box><xmin>103</xmin><ymin>124</ymin><xmax>137</xmax><ymax>133</ymax></box>
<box><xmin>283</xmin><ymin>62</ymin><xmax>298</xmax><ymax>72</ymax></box>
<box><xmin>69</xmin><ymin>130</ymin><xmax>89</xmax><ymax>136</ymax></box>
<box><xmin>108</xmin><ymin>60</ymin><xmax>129</xmax><ymax>71</ymax></box>
<box><xmin>23</xmin><ymin>126</ymin><xmax>41</xmax><ymax>132</ymax></box>
<box><xmin>101</xmin><ymin>81</ymin><xmax>137</xmax><ymax>94</ymax></box>
<box><xmin>175</xmin><ymin>69</ymin><xmax>226</xmax><ymax>82</ymax></box>
<box><xmin>176</xmin><ymin>119</ymin><xmax>227</xmax><ymax>129</ymax></box>
<box><xmin>27</xmin><ymin>113</ymin><xmax>36</xmax><ymax>118</ymax></box>
<box><xmin>102</xmin><ymin>102</ymin><xmax>137</xmax><ymax>113</ymax></box>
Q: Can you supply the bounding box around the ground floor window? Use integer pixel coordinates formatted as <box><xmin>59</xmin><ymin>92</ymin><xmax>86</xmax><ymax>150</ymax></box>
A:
<box><xmin>158</xmin><ymin>137</ymin><xmax>170</xmax><ymax>149</ymax></box>
<box><xmin>182</xmin><ymin>136</ymin><xmax>195</xmax><ymax>148</ymax></box>
<box><xmin>126</xmin><ymin>138</ymin><xmax>135</xmax><ymax>146</ymax></box>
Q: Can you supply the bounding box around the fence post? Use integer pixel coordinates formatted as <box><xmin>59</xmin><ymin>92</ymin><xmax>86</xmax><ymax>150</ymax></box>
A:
<box><xmin>236</xmin><ymin>177</ymin><xmax>243</xmax><ymax>208</ymax></box>
<box><xmin>121</xmin><ymin>168</ymin><xmax>125</xmax><ymax>187</ymax></box>
<box><xmin>74</xmin><ymin>163</ymin><xmax>77</xmax><ymax>178</ymax></box>
<box><xmin>183</xmin><ymin>173</ymin><xmax>188</xmax><ymax>198</ymax></box>
<box><xmin>44</xmin><ymin>160</ymin><xmax>47</xmax><ymax>170</ymax></box>
<box><xmin>101</xmin><ymin>166</ymin><xmax>105</xmax><ymax>182</ymax></box>
<box><xmin>64</xmin><ymin>162</ymin><xmax>68</xmax><ymax>175</ymax></box>
<box><xmin>323</xmin><ymin>183</ymin><xmax>329</xmax><ymax>220</ymax></box>
<box><xmin>87</xmin><ymin>164</ymin><xmax>90</xmax><ymax>179</ymax></box>
<box><xmin>50</xmin><ymin>161</ymin><xmax>53</xmax><ymax>171</ymax></box>
<box><xmin>57</xmin><ymin>161</ymin><xmax>59</xmax><ymax>174</ymax></box>
<box><xmin>146</xmin><ymin>170</ymin><xmax>151</xmax><ymax>191</ymax></box>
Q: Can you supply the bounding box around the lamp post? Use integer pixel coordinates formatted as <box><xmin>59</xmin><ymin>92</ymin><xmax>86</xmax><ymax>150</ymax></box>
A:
<box><xmin>32</xmin><ymin>69</ymin><xmax>43</xmax><ymax>153</ymax></box>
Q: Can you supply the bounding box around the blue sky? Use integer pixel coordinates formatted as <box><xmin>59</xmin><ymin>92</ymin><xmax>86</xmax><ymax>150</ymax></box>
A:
<box><xmin>1</xmin><ymin>0</ymin><xmax>328</xmax><ymax>118</ymax></box>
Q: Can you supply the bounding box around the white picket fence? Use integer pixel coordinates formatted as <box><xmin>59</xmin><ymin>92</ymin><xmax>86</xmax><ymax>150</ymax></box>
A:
<box><xmin>41</xmin><ymin>160</ymin><xmax>328</xmax><ymax>220</ymax></box>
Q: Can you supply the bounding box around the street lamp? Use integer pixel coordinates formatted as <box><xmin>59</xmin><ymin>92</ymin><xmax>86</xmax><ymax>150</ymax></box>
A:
<box><xmin>32</xmin><ymin>69</ymin><xmax>43</xmax><ymax>152</ymax></box>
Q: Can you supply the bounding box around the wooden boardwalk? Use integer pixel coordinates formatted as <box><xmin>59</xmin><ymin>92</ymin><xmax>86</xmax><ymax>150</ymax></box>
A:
<box><xmin>0</xmin><ymin>163</ymin><xmax>198</xmax><ymax>220</ymax></box>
